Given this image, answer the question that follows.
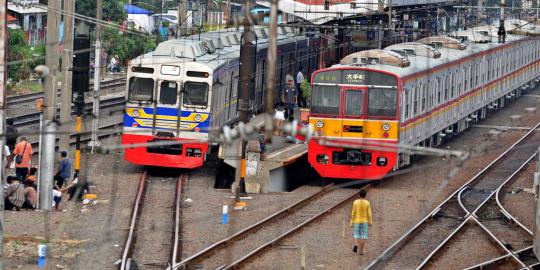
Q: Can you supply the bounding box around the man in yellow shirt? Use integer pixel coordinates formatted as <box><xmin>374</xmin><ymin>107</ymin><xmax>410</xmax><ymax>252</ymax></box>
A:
<box><xmin>350</xmin><ymin>189</ymin><xmax>372</xmax><ymax>255</ymax></box>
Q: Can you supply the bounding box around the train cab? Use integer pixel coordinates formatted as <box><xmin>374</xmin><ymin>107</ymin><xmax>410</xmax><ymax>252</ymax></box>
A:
<box><xmin>308</xmin><ymin>67</ymin><xmax>400</xmax><ymax>180</ymax></box>
<box><xmin>122</xmin><ymin>55</ymin><xmax>213</xmax><ymax>169</ymax></box>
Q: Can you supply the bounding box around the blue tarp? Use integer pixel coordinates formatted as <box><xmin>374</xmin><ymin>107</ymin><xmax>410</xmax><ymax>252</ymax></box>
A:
<box><xmin>124</xmin><ymin>4</ymin><xmax>152</xmax><ymax>15</ymax></box>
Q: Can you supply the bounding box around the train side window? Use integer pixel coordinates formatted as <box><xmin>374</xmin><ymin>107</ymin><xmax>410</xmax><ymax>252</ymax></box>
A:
<box><xmin>344</xmin><ymin>90</ymin><xmax>364</xmax><ymax>117</ymax></box>
<box><xmin>367</xmin><ymin>88</ymin><xmax>397</xmax><ymax>117</ymax></box>
<box><xmin>159</xmin><ymin>81</ymin><xmax>178</xmax><ymax>105</ymax></box>
<box><xmin>183</xmin><ymin>82</ymin><xmax>209</xmax><ymax>107</ymax></box>
<box><xmin>128</xmin><ymin>77</ymin><xmax>154</xmax><ymax>102</ymax></box>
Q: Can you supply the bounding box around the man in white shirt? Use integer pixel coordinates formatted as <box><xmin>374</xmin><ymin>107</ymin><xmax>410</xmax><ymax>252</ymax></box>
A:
<box><xmin>296</xmin><ymin>67</ymin><xmax>307</xmax><ymax>107</ymax></box>
<box><xmin>4</xmin><ymin>145</ymin><xmax>11</xmax><ymax>168</ymax></box>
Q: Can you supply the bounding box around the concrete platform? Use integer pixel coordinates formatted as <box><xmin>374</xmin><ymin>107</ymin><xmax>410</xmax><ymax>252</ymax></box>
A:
<box><xmin>219</xmin><ymin>111</ymin><xmax>308</xmax><ymax>193</ymax></box>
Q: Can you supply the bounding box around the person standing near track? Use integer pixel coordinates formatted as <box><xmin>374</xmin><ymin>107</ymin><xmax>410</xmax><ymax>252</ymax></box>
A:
<box><xmin>281</xmin><ymin>79</ymin><xmax>298</xmax><ymax>120</ymax></box>
<box><xmin>13</xmin><ymin>137</ymin><xmax>33</xmax><ymax>181</ymax></box>
<box><xmin>350</xmin><ymin>189</ymin><xmax>372</xmax><ymax>255</ymax></box>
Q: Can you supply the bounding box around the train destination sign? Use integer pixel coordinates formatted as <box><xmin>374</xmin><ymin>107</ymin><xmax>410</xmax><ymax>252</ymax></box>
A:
<box><xmin>313</xmin><ymin>70</ymin><xmax>397</xmax><ymax>86</ymax></box>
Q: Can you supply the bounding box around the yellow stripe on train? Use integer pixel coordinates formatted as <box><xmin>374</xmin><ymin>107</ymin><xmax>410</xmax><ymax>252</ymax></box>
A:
<box><xmin>126</xmin><ymin>108</ymin><xmax>210</xmax><ymax>122</ymax></box>
<box><xmin>309</xmin><ymin>118</ymin><xmax>399</xmax><ymax>140</ymax></box>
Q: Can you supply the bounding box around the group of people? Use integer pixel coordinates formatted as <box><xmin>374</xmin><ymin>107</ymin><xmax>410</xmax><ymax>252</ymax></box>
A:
<box><xmin>3</xmin><ymin>121</ymin><xmax>90</xmax><ymax>211</ymax></box>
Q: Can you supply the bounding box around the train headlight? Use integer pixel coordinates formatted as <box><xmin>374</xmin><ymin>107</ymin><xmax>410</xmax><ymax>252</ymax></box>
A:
<box><xmin>376</xmin><ymin>157</ymin><xmax>387</xmax><ymax>166</ymax></box>
<box><xmin>132</xmin><ymin>110</ymin><xmax>140</xmax><ymax>117</ymax></box>
<box><xmin>194</xmin><ymin>114</ymin><xmax>202</xmax><ymax>122</ymax></box>
<box><xmin>316</xmin><ymin>120</ymin><xmax>324</xmax><ymax>128</ymax></box>
<box><xmin>316</xmin><ymin>154</ymin><xmax>329</xmax><ymax>164</ymax></box>
<box><xmin>382</xmin><ymin>123</ymin><xmax>391</xmax><ymax>131</ymax></box>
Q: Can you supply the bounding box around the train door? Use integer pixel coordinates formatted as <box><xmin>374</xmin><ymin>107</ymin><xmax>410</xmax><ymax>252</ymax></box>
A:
<box><xmin>156</xmin><ymin>80</ymin><xmax>180</xmax><ymax>136</ymax></box>
<box><xmin>341</xmin><ymin>86</ymin><xmax>366</xmax><ymax>139</ymax></box>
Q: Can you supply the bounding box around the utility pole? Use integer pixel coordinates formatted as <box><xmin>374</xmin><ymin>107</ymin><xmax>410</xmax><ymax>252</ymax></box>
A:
<box><xmin>236</xmin><ymin>15</ymin><xmax>257</xmax><ymax>197</ymax></box>
<box><xmin>499</xmin><ymin>0</ymin><xmax>507</xmax><ymax>43</ymax></box>
<box><xmin>88</xmin><ymin>0</ymin><xmax>102</xmax><ymax>150</ymax></box>
<box><xmin>264</xmin><ymin>0</ymin><xmax>278</xmax><ymax>143</ymax></box>
<box><xmin>39</xmin><ymin>0</ymin><xmax>61</xmax><ymax>211</ymax></box>
<box><xmin>59</xmin><ymin>0</ymin><xmax>75</xmax><ymax>152</ymax></box>
<box><xmin>0</xmin><ymin>0</ymin><xmax>7</xmax><ymax>266</ymax></box>
<box><xmin>177</xmin><ymin>0</ymin><xmax>186</xmax><ymax>37</ymax></box>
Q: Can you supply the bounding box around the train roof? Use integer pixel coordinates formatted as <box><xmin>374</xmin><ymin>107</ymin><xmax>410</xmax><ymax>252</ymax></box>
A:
<box><xmin>330</xmin><ymin>20</ymin><xmax>540</xmax><ymax>80</ymax></box>
<box><xmin>129</xmin><ymin>26</ymin><xmax>312</xmax><ymax>71</ymax></box>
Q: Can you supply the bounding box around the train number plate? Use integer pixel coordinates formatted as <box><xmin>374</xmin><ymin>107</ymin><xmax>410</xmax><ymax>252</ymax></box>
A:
<box><xmin>343</xmin><ymin>125</ymin><xmax>363</xmax><ymax>133</ymax></box>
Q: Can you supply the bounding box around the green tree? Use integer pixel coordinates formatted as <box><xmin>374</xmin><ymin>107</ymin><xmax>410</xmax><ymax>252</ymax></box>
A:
<box><xmin>76</xmin><ymin>0</ymin><xmax>127</xmax><ymax>24</ymax></box>
<box><xmin>102</xmin><ymin>27</ymin><xmax>156</xmax><ymax>67</ymax></box>
<box><xmin>7</xmin><ymin>29</ymin><xmax>37</xmax><ymax>82</ymax></box>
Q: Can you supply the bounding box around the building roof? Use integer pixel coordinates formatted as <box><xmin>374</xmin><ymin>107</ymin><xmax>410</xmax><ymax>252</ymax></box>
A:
<box><xmin>7</xmin><ymin>2</ymin><xmax>47</xmax><ymax>14</ymax></box>
<box><xmin>7</xmin><ymin>14</ymin><xmax>17</xmax><ymax>22</ymax></box>
<box><xmin>124</xmin><ymin>4</ymin><xmax>153</xmax><ymax>15</ymax></box>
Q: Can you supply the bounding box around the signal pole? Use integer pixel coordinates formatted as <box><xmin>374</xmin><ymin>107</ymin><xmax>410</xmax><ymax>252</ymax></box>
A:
<box><xmin>59</xmin><ymin>0</ymin><xmax>75</xmax><ymax>152</ymax></box>
<box><xmin>0</xmin><ymin>0</ymin><xmax>8</xmax><ymax>266</ymax></box>
<box><xmin>264</xmin><ymin>0</ymin><xmax>278</xmax><ymax>143</ymax></box>
<box><xmin>39</xmin><ymin>0</ymin><xmax>61</xmax><ymax>211</ymax></box>
<box><xmin>498</xmin><ymin>0</ymin><xmax>506</xmax><ymax>43</ymax></box>
<box><xmin>236</xmin><ymin>16</ymin><xmax>257</xmax><ymax>197</ymax></box>
<box><xmin>88</xmin><ymin>0</ymin><xmax>102</xmax><ymax>150</ymax></box>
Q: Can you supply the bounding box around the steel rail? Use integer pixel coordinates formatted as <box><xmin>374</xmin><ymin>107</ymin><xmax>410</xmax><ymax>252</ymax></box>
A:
<box><xmin>120</xmin><ymin>172</ymin><xmax>149</xmax><ymax>270</ymax></box>
<box><xmin>495</xmin><ymin>156</ymin><xmax>536</xmax><ymax>236</ymax></box>
<box><xmin>28</xmin><ymin>121</ymin><xmax>123</xmax><ymax>152</ymax></box>
<box><xmin>463</xmin><ymin>246</ymin><xmax>533</xmax><ymax>270</ymax></box>
<box><xmin>416</xmin><ymin>153</ymin><xmax>538</xmax><ymax>269</ymax></box>
<box><xmin>9</xmin><ymin>96</ymin><xmax>125</xmax><ymax>127</ymax></box>
<box><xmin>171</xmin><ymin>183</ymin><xmax>337</xmax><ymax>270</ymax></box>
<box><xmin>171</xmin><ymin>174</ymin><xmax>186</xmax><ymax>267</ymax></box>
<box><xmin>6</xmin><ymin>78</ymin><xmax>126</xmax><ymax>105</ymax></box>
<box><xmin>220</xmin><ymin>186</ymin><xmax>371</xmax><ymax>270</ymax></box>
<box><xmin>365</xmin><ymin>120</ymin><xmax>540</xmax><ymax>270</ymax></box>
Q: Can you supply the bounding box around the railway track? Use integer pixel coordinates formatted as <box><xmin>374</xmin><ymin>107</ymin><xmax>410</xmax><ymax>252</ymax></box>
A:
<box><xmin>9</xmin><ymin>96</ymin><xmax>125</xmax><ymax>127</ymax></box>
<box><xmin>29</xmin><ymin>121</ymin><xmax>124</xmax><ymax>153</ymax></box>
<box><xmin>6</xmin><ymin>78</ymin><xmax>125</xmax><ymax>106</ymax></box>
<box><xmin>366</xmin><ymin>120</ymin><xmax>540</xmax><ymax>270</ymax></box>
<box><xmin>171</xmin><ymin>183</ymin><xmax>364</xmax><ymax>270</ymax></box>
<box><xmin>120</xmin><ymin>172</ymin><xmax>186</xmax><ymax>270</ymax></box>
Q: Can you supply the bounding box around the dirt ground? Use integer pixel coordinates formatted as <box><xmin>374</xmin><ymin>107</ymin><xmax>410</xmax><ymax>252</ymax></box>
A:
<box><xmin>4</xmin><ymin>89</ymin><xmax>540</xmax><ymax>269</ymax></box>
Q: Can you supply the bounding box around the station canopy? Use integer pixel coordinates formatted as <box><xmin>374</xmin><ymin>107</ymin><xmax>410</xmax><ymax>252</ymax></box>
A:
<box><xmin>255</xmin><ymin>0</ymin><xmax>448</xmax><ymax>24</ymax></box>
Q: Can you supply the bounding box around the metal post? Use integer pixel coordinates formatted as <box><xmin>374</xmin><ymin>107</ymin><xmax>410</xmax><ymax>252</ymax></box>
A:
<box><xmin>534</xmin><ymin>146</ymin><xmax>540</xmax><ymax>260</ymax></box>
<box><xmin>88</xmin><ymin>0</ymin><xmax>102</xmax><ymax>150</ymax></box>
<box><xmin>177</xmin><ymin>0</ymin><xmax>186</xmax><ymax>37</ymax></box>
<box><xmin>0</xmin><ymin>0</ymin><xmax>7</xmax><ymax>267</ymax></box>
<box><xmin>59</xmin><ymin>0</ymin><xmax>74</xmax><ymax>152</ymax></box>
<box><xmin>236</xmin><ymin>15</ymin><xmax>256</xmax><ymax>196</ymax></box>
<box><xmin>39</xmin><ymin>0</ymin><xmax>61</xmax><ymax>211</ymax></box>
<box><xmin>264</xmin><ymin>0</ymin><xmax>278</xmax><ymax>143</ymax></box>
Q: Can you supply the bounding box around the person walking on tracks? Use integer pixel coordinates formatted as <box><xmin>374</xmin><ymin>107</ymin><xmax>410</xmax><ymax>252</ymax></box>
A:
<box><xmin>350</xmin><ymin>189</ymin><xmax>372</xmax><ymax>255</ymax></box>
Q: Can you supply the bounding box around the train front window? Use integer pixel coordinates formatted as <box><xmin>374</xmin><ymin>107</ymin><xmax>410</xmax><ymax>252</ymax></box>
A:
<box><xmin>311</xmin><ymin>85</ymin><xmax>341</xmax><ymax>115</ymax></box>
<box><xmin>183</xmin><ymin>82</ymin><xmax>209</xmax><ymax>106</ymax></box>
<box><xmin>128</xmin><ymin>77</ymin><xmax>154</xmax><ymax>102</ymax></box>
<box><xmin>160</xmin><ymin>81</ymin><xmax>178</xmax><ymax>105</ymax></box>
<box><xmin>345</xmin><ymin>90</ymin><xmax>364</xmax><ymax>116</ymax></box>
<box><xmin>367</xmin><ymin>88</ymin><xmax>397</xmax><ymax>117</ymax></box>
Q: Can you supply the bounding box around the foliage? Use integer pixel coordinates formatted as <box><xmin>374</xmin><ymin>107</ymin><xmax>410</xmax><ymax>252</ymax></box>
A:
<box><xmin>101</xmin><ymin>27</ymin><xmax>156</xmax><ymax>67</ymax></box>
<box><xmin>76</xmin><ymin>0</ymin><xmax>127</xmax><ymax>24</ymax></box>
<box><xmin>300</xmin><ymin>79</ymin><xmax>311</xmax><ymax>100</ymax></box>
<box><xmin>7</xmin><ymin>29</ymin><xmax>42</xmax><ymax>82</ymax></box>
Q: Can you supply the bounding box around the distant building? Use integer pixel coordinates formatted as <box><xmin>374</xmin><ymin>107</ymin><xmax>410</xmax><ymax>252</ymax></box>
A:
<box><xmin>8</xmin><ymin>0</ymin><xmax>47</xmax><ymax>46</ymax></box>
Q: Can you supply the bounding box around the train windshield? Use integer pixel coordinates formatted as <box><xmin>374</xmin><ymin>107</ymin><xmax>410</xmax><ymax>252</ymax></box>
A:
<box><xmin>128</xmin><ymin>77</ymin><xmax>154</xmax><ymax>102</ymax></box>
<box><xmin>311</xmin><ymin>85</ymin><xmax>341</xmax><ymax>115</ymax></box>
<box><xmin>367</xmin><ymin>88</ymin><xmax>397</xmax><ymax>117</ymax></box>
<box><xmin>160</xmin><ymin>81</ymin><xmax>178</xmax><ymax>105</ymax></box>
<box><xmin>183</xmin><ymin>82</ymin><xmax>209</xmax><ymax>106</ymax></box>
<box><xmin>345</xmin><ymin>90</ymin><xmax>364</xmax><ymax>116</ymax></box>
